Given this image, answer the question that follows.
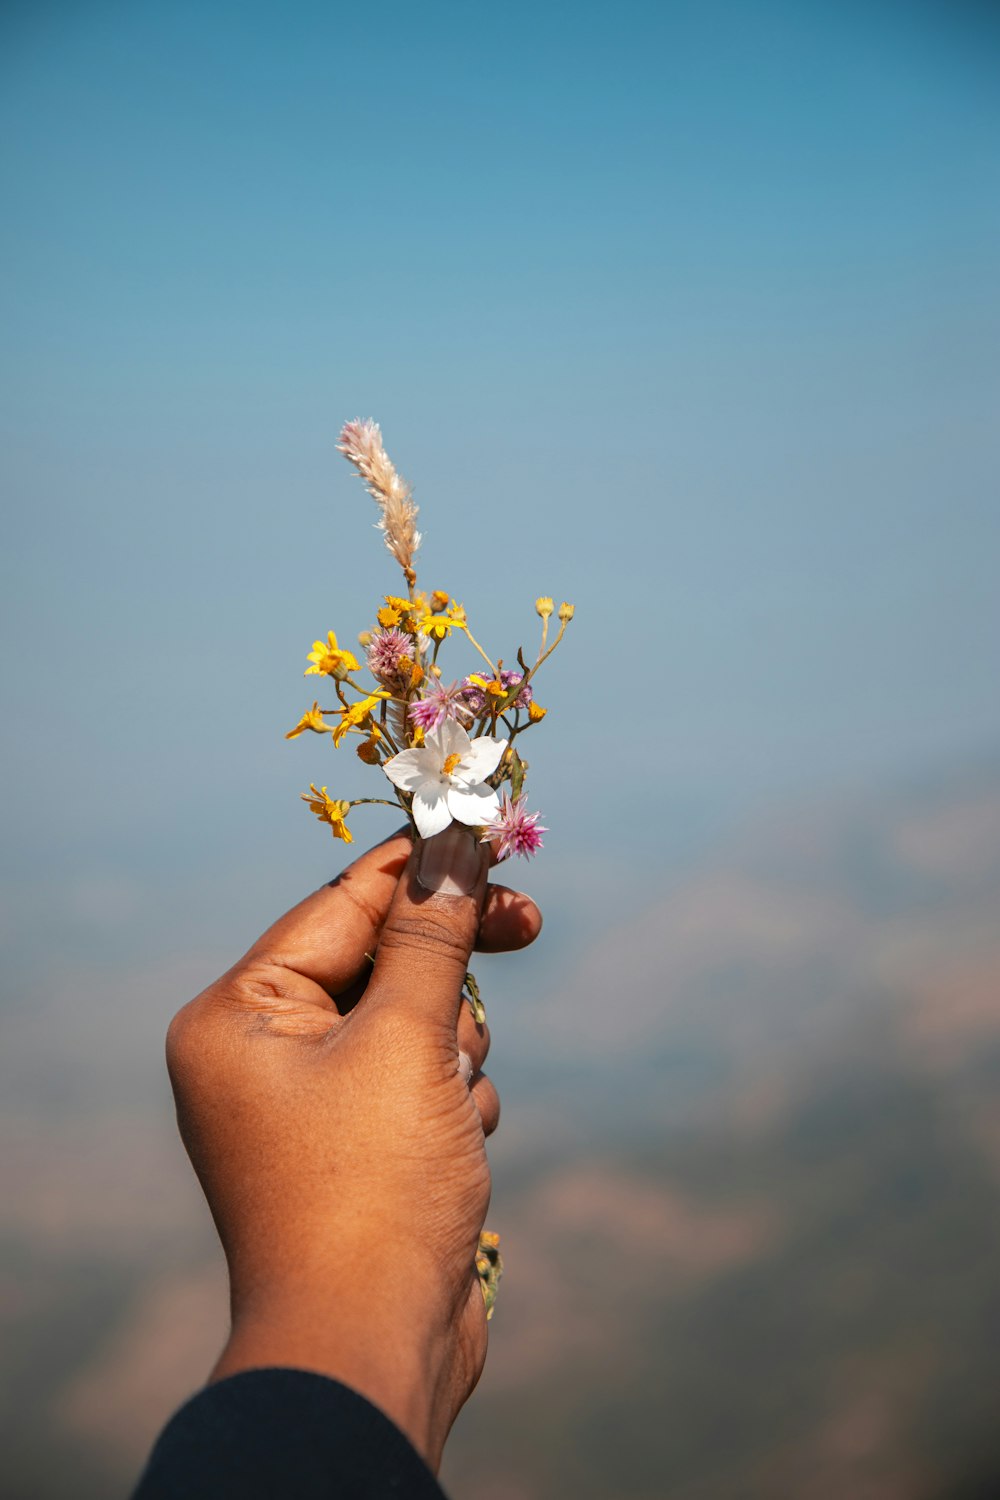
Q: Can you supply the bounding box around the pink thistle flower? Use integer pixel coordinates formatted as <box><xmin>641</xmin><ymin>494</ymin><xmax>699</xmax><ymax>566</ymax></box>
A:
<box><xmin>367</xmin><ymin>628</ymin><xmax>414</xmax><ymax>685</ymax></box>
<box><xmin>409</xmin><ymin>680</ymin><xmax>475</xmax><ymax>733</ymax></box>
<box><xmin>492</xmin><ymin>792</ymin><xmax>547</xmax><ymax>861</ymax></box>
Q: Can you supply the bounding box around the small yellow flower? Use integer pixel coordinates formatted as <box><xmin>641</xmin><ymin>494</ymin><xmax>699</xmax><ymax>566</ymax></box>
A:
<box><xmin>357</xmin><ymin>734</ymin><xmax>381</xmax><ymax>765</ymax></box>
<box><xmin>305</xmin><ymin>630</ymin><xmax>360</xmax><ymax>679</ymax></box>
<box><xmin>558</xmin><ymin>601</ymin><xmax>575</xmax><ymax>621</ymax></box>
<box><xmin>300</xmin><ymin>784</ymin><xmax>353</xmax><ymax>843</ymax></box>
<box><xmin>535</xmin><ymin>596</ymin><xmax>554</xmax><ymax>618</ymax></box>
<box><xmin>468</xmin><ymin>671</ymin><xmax>505</xmax><ymax>699</ymax></box>
<box><xmin>285</xmin><ymin>701</ymin><xmax>330</xmax><ymax>740</ymax></box>
<box><xmin>528</xmin><ymin>701</ymin><xmax>547</xmax><ymax>723</ymax></box>
<box><xmin>412</xmin><ymin>724</ymin><xmax>425</xmax><ymax>747</ymax></box>
<box><xmin>332</xmin><ymin>693</ymin><xmax>387</xmax><ymax>747</ymax></box>
<box><xmin>357</xmin><ymin>630</ymin><xmax>372</xmax><ymax>647</ymax></box>
<box><xmin>430</xmin><ymin>589</ymin><xmax>450</xmax><ymax>612</ymax></box>
<box><xmin>421</xmin><ymin>612</ymin><xmax>466</xmax><ymax>642</ymax></box>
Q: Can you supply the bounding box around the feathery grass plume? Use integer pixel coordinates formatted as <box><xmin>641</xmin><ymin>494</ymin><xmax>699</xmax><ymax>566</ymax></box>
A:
<box><xmin>337</xmin><ymin>418</ymin><xmax>422</xmax><ymax>584</ymax></box>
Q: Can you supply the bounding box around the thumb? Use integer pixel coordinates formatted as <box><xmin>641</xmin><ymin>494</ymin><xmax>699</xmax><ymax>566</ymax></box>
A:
<box><xmin>366</xmin><ymin>822</ymin><xmax>490</xmax><ymax>1026</ymax></box>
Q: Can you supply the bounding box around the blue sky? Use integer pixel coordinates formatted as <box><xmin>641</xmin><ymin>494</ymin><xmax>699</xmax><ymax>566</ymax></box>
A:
<box><xmin>2</xmin><ymin>0</ymin><xmax>998</xmax><ymax>984</ymax></box>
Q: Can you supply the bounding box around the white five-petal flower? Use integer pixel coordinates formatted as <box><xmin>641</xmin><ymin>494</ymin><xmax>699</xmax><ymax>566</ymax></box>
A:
<box><xmin>383</xmin><ymin>720</ymin><xmax>506</xmax><ymax>839</ymax></box>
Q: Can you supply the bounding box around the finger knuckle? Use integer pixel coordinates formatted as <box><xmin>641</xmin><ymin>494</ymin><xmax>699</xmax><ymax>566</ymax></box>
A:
<box><xmin>379</xmin><ymin>908</ymin><xmax>470</xmax><ymax>965</ymax></box>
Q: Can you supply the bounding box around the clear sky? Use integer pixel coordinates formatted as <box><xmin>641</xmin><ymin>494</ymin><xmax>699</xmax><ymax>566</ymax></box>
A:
<box><xmin>2</xmin><ymin>0</ymin><xmax>999</xmax><ymax>986</ymax></box>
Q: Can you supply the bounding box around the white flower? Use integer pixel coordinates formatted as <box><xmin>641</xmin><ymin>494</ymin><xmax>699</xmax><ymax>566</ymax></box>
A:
<box><xmin>383</xmin><ymin>720</ymin><xmax>506</xmax><ymax>839</ymax></box>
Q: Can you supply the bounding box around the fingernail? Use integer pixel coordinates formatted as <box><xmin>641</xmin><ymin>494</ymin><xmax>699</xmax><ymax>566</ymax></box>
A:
<box><xmin>418</xmin><ymin>824</ymin><xmax>484</xmax><ymax>897</ymax></box>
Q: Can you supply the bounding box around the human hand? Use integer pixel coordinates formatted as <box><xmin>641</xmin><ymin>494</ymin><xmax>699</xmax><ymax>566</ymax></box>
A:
<box><xmin>165</xmin><ymin>824</ymin><xmax>541</xmax><ymax>1471</ymax></box>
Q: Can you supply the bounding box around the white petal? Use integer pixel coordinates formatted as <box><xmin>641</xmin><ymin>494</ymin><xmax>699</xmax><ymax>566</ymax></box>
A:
<box><xmin>431</xmin><ymin>718</ymin><xmax>472</xmax><ymax>761</ymax></box>
<box><xmin>383</xmin><ymin>748</ymin><xmax>434</xmax><ymax>792</ymax></box>
<box><xmin>412</xmin><ymin>783</ymin><xmax>453</xmax><ymax>838</ymax></box>
<box><xmin>447</xmin><ymin>783</ymin><xmax>501</xmax><ymax>827</ymax></box>
<box><xmin>455</xmin><ymin>735</ymin><xmax>507</xmax><ymax>784</ymax></box>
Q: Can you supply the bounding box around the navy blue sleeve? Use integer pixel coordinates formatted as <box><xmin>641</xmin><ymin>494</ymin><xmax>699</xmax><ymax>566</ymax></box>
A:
<box><xmin>132</xmin><ymin>1368</ymin><xmax>448</xmax><ymax>1499</ymax></box>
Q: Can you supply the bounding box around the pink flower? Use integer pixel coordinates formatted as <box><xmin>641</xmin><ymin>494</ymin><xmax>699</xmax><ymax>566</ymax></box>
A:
<box><xmin>492</xmin><ymin>792</ymin><xmax>547</xmax><ymax>860</ymax></box>
<box><xmin>461</xmin><ymin>670</ymin><xmax>533</xmax><ymax>717</ymax></box>
<box><xmin>367</xmin><ymin>628</ymin><xmax>414</xmax><ymax>685</ymax></box>
<box><xmin>409</xmin><ymin>681</ymin><xmax>474</xmax><ymax>732</ymax></box>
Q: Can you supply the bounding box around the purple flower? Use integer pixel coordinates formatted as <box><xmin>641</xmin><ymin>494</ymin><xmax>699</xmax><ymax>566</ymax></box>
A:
<box><xmin>408</xmin><ymin>680</ymin><xmax>474</xmax><ymax>732</ymax></box>
<box><xmin>492</xmin><ymin>792</ymin><xmax>546</xmax><ymax>861</ymax></box>
<box><xmin>461</xmin><ymin>670</ymin><xmax>533</xmax><ymax>717</ymax></box>
<box><xmin>367</xmin><ymin>628</ymin><xmax>414</xmax><ymax>685</ymax></box>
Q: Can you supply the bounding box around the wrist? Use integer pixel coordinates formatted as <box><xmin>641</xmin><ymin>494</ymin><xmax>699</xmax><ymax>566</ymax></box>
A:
<box><xmin>210</xmin><ymin>1270</ymin><xmax>459</xmax><ymax>1466</ymax></box>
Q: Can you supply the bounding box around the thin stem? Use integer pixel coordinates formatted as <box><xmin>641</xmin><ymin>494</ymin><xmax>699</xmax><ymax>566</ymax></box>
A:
<box><xmin>463</xmin><ymin>627</ymin><xmax>496</xmax><ymax>675</ymax></box>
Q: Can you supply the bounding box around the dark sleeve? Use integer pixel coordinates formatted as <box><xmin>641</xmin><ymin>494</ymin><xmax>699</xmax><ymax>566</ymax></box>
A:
<box><xmin>132</xmin><ymin>1367</ymin><xmax>448</xmax><ymax>1499</ymax></box>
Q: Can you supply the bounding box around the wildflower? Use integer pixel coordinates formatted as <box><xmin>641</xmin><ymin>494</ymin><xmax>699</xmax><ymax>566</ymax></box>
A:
<box><xmin>332</xmin><ymin>693</ymin><xmax>387</xmax><ymax>747</ymax></box>
<box><xmin>408</xmin><ymin>681</ymin><xmax>474</xmax><ymax>733</ymax></box>
<box><xmin>382</xmin><ymin>720</ymin><xmax>506</xmax><ymax>839</ymax></box>
<box><xmin>527</xmin><ymin>701</ymin><xmax>547</xmax><ymax>723</ymax></box>
<box><xmin>366</xmin><ymin>628</ymin><xmax>415</xmax><ymax>686</ymax></box>
<box><xmin>357</xmin><ymin>733</ymin><xmax>382</xmax><ymax>765</ymax></box>
<box><xmin>420</xmin><ymin>611</ymin><xmax>465</xmax><ymax>642</ymax></box>
<box><xmin>430</xmin><ymin>590</ymin><xmax>450</xmax><ymax>612</ymax></box>
<box><xmin>558</xmin><ymin>601</ymin><xmax>575</xmax><ymax>621</ymax></box>
<box><xmin>301</xmin><ymin>784</ymin><xmax>353</xmax><ymax>843</ymax></box>
<box><xmin>535</xmin><ymin>597</ymin><xmax>554</xmax><ymax>618</ymax></box>
<box><xmin>491</xmin><ymin>792</ymin><xmax>546</xmax><ymax>861</ymax></box>
<box><xmin>285</xmin><ymin>701</ymin><xmax>330</xmax><ymax>740</ymax></box>
<box><xmin>462</xmin><ymin>670</ymin><xmax>533</xmax><ymax>717</ymax></box>
<box><xmin>338</xmin><ymin>419</ymin><xmax>421</xmax><ymax>578</ymax></box>
<box><xmin>305</xmin><ymin>630</ymin><xmax>359</xmax><ymax>679</ymax></box>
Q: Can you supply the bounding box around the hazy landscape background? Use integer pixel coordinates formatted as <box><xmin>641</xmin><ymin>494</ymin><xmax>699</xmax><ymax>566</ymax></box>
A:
<box><xmin>3</xmin><ymin>3</ymin><xmax>999</xmax><ymax>1497</ymax></box>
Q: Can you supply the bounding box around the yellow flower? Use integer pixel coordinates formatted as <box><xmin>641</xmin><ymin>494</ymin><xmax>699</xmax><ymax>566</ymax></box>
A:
<box><xmin>300</xmin><ymin>784</ymin><xmax>353</xmax><ymax>843</ymax></box>
<box><xmin>332</xmin><ymin>693</ymin><xmax>387</xmax><ymax>747</ymax></box>
<box><xmin>558</xmin><ymin>601</ymin><xmax>575</xmax><ymax>621</ymax></box>
<box><xmin>468</xmin><ymin>671</ymin><xmax>505</xmax><ymax>698</ymax></box>
<box><xmin>535</xmin><ymin>596</ymin><xmax>554</xmax><ymax>618</ymax></box>
<box><xmin>357</xmin><ymin>734</ymin><xmax>382</xmax><ymax>765</ymax></box>
<box><xmin>430</xmin><ymin>589</ymin><xmax>450</xmax><ymax>612</ymax></box>
<box><xmin>377</xmin><ymin>604</ymin><xmax>401</xmax><ymax>628</ymax></box>
<box><xmin>528</xmin><ymin>701</ymin><xmax>547</xmax><ymax>723</ymax></box>
<box><xmin>305</xmin><ymin>630</ymin><xmax>360</xmax><ymax>679</ymax></box>
<box><xmin>285</xmin><ymin>701</ymin><xmax>331</xmax><ymax>740</ymax></box>
<box><xmin>421</xmin><ymin>612</ymin><xmax>466</xmax><ymax>641</ymax></box>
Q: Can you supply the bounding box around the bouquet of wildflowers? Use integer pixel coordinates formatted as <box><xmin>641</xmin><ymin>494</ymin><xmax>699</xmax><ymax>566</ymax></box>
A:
<box><xmin>288</xmin><ymin>418</ymin><xmax>573</xmax><ymax>867</ymax></box>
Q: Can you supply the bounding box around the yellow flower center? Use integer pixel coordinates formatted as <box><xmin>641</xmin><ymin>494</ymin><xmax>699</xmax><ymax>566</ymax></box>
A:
<box><xmin>442</xmin><ymin>752</ymin><xmax>462</xmax><ymax>776</ymax></box>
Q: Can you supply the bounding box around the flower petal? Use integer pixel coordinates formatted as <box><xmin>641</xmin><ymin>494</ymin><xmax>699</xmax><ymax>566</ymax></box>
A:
<box><xmin>456</xmin><ymin>735</ymin><xmax>507</xmax><ymax>784</ymax></box>
<box><xmin>430</xmin><ymin>718</ymin><xmax>472</xmax><ymax>762</ymax></box>
<box><xmin>447</xmin><ymin>783</ymin><xmax>501</xmax><ymax>827</ymax></box>
<box><xmin>383</xmin><ymin>748</ymin><xmax>433</xmax><ymax>793</ymax></box>
<box><xmin>412</xmin><ymin>782</ymin><xmax>453</xmax><ymax>838</ymax></box>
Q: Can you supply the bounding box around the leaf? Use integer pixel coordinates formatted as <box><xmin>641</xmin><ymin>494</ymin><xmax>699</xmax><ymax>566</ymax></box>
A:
<box><xmin>508</xmin><ymin>747</ymin><xmax>526</xmax><ymax>799</ymax></box>
<box><xmin>463</xmin><ymin>970</ymin><xmax>486</xmax><ymax>1024</ymax></box>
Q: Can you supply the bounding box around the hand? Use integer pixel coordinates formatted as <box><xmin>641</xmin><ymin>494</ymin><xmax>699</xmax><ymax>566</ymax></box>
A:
<box><xmin>165</xmin><ymin>824</ymin><xmax>541</xmax><ymax>1471</ymax></box>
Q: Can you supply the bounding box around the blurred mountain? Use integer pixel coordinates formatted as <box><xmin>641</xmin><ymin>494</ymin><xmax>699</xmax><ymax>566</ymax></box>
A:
<box><xmin>3</xmin><ymin>755</ymin><xmax>1000</xmax><ymax>1499</ymax></box>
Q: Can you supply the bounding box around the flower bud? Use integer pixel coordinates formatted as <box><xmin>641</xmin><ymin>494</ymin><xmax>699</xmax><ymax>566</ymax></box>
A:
<box><xmin>558</xmin><ymin>601</ymin><xmax>575</xmax><ymax>621</ymax></box>
<box><xmin>357</xmin><ymin>630</ymin><xmax>372</xmax><ymax>647</ymax></box>
<box><xmin>536</xmin><ymin>596</ymin><xmax>554</xmax><ymax>618</ymax></box>
<box><xmin>430</xmin><ymin>589</ymin><xmax>450</xmax><ymax>612</ymax></box>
